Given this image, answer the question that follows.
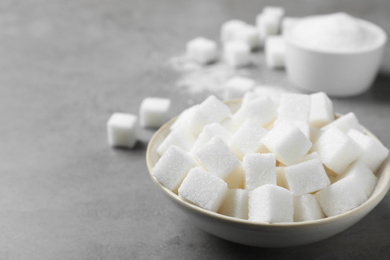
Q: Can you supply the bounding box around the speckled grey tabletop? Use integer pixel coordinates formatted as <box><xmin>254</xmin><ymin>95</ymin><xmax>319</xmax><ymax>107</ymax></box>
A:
<box><xmin>1</xmin><ymin>0</ymin><xmax>389</xmax><ymax>259</ymax></box>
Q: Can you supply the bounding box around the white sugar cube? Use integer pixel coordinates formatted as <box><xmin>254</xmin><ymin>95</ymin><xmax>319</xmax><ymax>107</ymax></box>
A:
<box><xmin>256</xmin><ymin>7</ymin><xmax>285</xmax><ymax>40</ymax></box>
<box><xmin>253</xmin><ymin>86</ymin><xmax>287</xmax><ymax>105</ymax></box>
<box><xmin>157</xmin><ymin>126</ymin><xmax>196</xmax><ymax>155</ymax></box>
<box><xmin>221</xmin><ymin>19</ymin><xmax>247</xmax><ymax>42</ymax></box>
<box><xmin>195</xmin><ymin>137</ymin><xmax>242</xmax><ymax>186</ymax></box>
<box><xmin>248</xmin><ymin>184</ymin><xmax>293</xmax><ymax>223</ymax></box>
<box><xmin>265</xmin><ymin>36</ymin><xmax>286</xmax><ymax>69</ymax></box>
<box><xmin>322</xmin><ymin>112</ymin><xmax>363</xmax><ymax>133</ymax></box>
<box><xmin>228</xmin><ymin>119</ymin><xmax>268</xmax><ymax>160</ymax></box>
<box><xmin>179</xmin><ymin>167</ymin><xmax>228</xmax><ymax>212</ymax></box>
<box><xmin>139</xmin><ymin>97</ymin><xmax>171</xmax><ymax>128</ymax></box>
<box><xmin>224</xmin><ymin>41</ymin><xmax>251</xmax><ymax>68</ymax></box>
<box><xmin>276</xmin><ymin>167</ymin><xmax>288</xmax><ymax>189</ymax></box>
<box><xmin>310</xmin><ymin>127</ymin><xmax>324</xmax><ymax>144</ymax></box>
<box><xmin>309</xmin><ymin>92</ymin><xmax>334</xmax><ymax>128</ymax></box>
<box><xmin>243</xmin><ymin>153</ymin><xmax>276</xmax><ymax>190</ymax></box>
<box><xmin>335</xmin><ymin>161</ymin><xmax>378</xmax><ymax>198</ymax></box>
<box><xmin>347</xmin><ymin>129</ymin><xmax>389</xmax><ymax>173</ymax></box>
<box><xmin>315</xmin><ymin>177</ymin><xmax>368</xmax><ymax>217</ymax></box>
<box><xmin>233</xmin><ymin>97</ymin><xmax>278</xmax><ymax>128</ymax></box>
<box><xmin>274</xmin><ymin>120</ymin><xmax>310</xmax><ymax>139</ymax></box>
<box><xmin>170</xmin><ymin>105</ymin><xmax>199</xmax><ymax>130</ymax></box>
<box><xmin>278</xmin><ymin>93</ymin><xmax>311</xmax><ymax>123</ymax></box>
<box><xmin>311</xmin><ymin>127</ymin><xmax>361</xmax><ymax>174</ymax></box>
<box><xmin>186</xmin><ymin>37</ymin><xmax>218</xmax><ymax>65</ymax></box>
<box><xmin>219</xmin><ymin>189</ymin><xmax>249</xmax><ymax>219</ymax></box>
<box><xmin>262</xmin><ymin>122</ymin><xmax>312</xmax><ymax>165</ymax></box>
<box><xmin>294</xmin><ymin>194</ymin><xmax>325</xmax><ymax>222</ymax></box>
<box><xmin>299</xmin><ymin>152</ymin><xmax>319</xmax><ymax>162</ymax></box>
<box><xmin>152</xmin><ymin>146</ymin><xmax>198</xmax><ymax>192</ymax></box>
<box><xmin>284</xmin><ymin>159</ymin><xmax>330</xmax><ymax>196</ymax></box>
<box><xmin>224</xmin><ymin>76</ymin><xmax>256</xmax><ymax>100</ymax></box>
<box><xmin>233</xmin><ymin>24</ymin><xmax>261</xmax><ymax>50</ymax></box>
<box><xmin>191</xmin><ymin>123</ymin><xmax>232</xmax><ymax>154</ymax></box>
<box><xmin>187</xmin><ymin>95</ymin><xmax>232</xmax><ymax>136</ymax></box>
<box><xmin>282</xmin><ymin>17</ymin><xmax>299</xmax><ymax>35</ymax></box>
<box><xmin>107</xmin><ymin>113</ymin><xmax>138</xmax><ymax>148</ymax></box>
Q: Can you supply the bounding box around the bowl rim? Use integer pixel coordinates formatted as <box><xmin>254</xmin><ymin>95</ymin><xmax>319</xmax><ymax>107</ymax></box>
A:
<box><xmin>284</xmin><ymin>15</ymin><xmax>388</xmax><ymax>55</ymax></box>
<box><xmin>146</xmin><ymin>100</ymin><xmax>390</xmax><ymax>229</ymax></box>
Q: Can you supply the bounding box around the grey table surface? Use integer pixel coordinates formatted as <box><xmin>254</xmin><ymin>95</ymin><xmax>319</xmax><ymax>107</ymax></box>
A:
<box><xmin>1</xmin><ymin>0</ymin><xmax>390</xmax><ymax>259</ymax></box>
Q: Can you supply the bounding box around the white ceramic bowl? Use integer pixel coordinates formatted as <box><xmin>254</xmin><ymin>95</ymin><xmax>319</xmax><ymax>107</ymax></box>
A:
<box><xmin>284</xmin><ymin>18</ymin><xmax>387</xmax><ymax>97</ymax></box>
<box><xmin>146</xmin><ymin>100</ymin><xmax>390</xmax><ymax>247</ymax></box>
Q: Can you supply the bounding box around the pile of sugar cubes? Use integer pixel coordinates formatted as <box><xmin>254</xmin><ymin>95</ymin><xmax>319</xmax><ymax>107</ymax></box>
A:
<box><xmin>151</xmin><ymin>92</ymin><xmax>389</xmax><ymax>223</ymax></box>
<box><xmin>186</xmin><ymin>6</ymin><xmax>299</xmax><ymax>70</ymax></box>
<box><xmin>107</xmin><ymin>97</ymin><xmax>172</xmax><ymax>149</ymax></box>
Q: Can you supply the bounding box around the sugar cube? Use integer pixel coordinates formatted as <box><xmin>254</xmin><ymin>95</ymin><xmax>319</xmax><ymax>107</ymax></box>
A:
<box><xmin>284</xmin><ymin>158</ymin><xmax>330</xmax><ymax>196</ymax></box>
<box><xmin>248</xmin><ymin>184</ymin><xmax>293</xmax><ymax>223</ymax></box>
<box><xmin>273</xmin><ymin>120</ymin><xmax>310</xmax><ymax>139</ymax></box>
<box><xmin>107</xmin><ymin>113</ymin><xmax>138</xmax><ymax>148</ymax></box>
<box><xmin>265</xmin><ymin>36</ymin><xmax>286</xmax><ymax>69</ymax></box>
<box><xmin>191</xmin><ymin>122</ymin><xmax>232</xmax><ymax>154</ymax></box>
<box><xmin>294</xmin><ymin>194</ymin><xmax>325</xmax><ymax>222</ymax></box>
<box><xmin>157</xmin><ymin>126</ymin><xmax>196</xmax><ymax>155</ymax></box>
<box><xmin>347</xmin><ymin>129</ymin><xmax>389</xmax><ymax>173</ymax></box>
<box><xmin>139</xmin><ymin>97</ymin><xmax>171</xmax><ymax>128</ymax></box>
<box><xmin>186</xmin><ymin>37</ymin><xmax>218</xmax><ymax>65</ymax></box>
<box><xmin>233</xmin><ymin>97</ymin><xmax>278</xmax><ymax>128</ymax></box>
<box><xmin>282</xmin><ymin>17</ymin><xmax>299</xmax><ymax>35</ymax></box>
<box><xmin>322</xmin><ymin>112</ymin><xmax>363</xmax><ymax>133</ymax></box>
<box><xmin>219</xmin><ymin>189</ymin><xmax>249</xmax><ymax>219</ymax></box>
<box><xmin>299</xmin><ymin>152</ymin><xmax>319</xmax><ymax>162</ymax></box>
<box><xmin>278</xmin><ymin>93</ymin><xmax>311</xmax><ymax>123</ymax></box>
<box><xmin>311</xmin><ymin>127</ymin><xmax>361</xmax><ymax>174</ymax></box>
<box><xmin>256</xmin><ymin>6</ymin><xmax>285</xmax><ymax>40</ymax></box>
<box><xmin>262</xmin><ymin>122</ymin><xmax>312</xmax><ymax>165</ymax></box>
<box><xmin>178</xmin><ymin>167</ymin><xmax>228</xmax><ymax>212</ymax></box>
<box><xmin>315</xmin><ymin>177</ymin><xmax>368</xmax><ymax>217</ymax></box>
<box><xmin>170</xmin><ymin>105</ymin><xmax>199</xmax><ymax>130</ymax></box>
<box><xmin>233</xmin><ymin>24</ymin><xmax>261</xmax><ymax>50</ymax></box>
<box><xmin>309</xmin><ymin>92</ymin><xmax>334</xmax><ymax>128</ymax></box>
<box><xmin>220</xmin><ymin>19</ymin><xmax>247</xmax><ymax>42</ymax></box>
<box><xmin>335</xmin><ymin>161</ymin><xmax>378</xmax><ymax>198</ymax></box>
<box><xmin>152</xmin><ymin>146</ymin><xmax>199</xmax><ymax>192</ymax></box>
<box><xmin>228</xmin><ymin>119</ymin><xmax>268</xmax><ymax>160</ymax></box>
<box><xmin>243</xmin><ymin>153</ymin><xmax>276</xmax><ymax>190</ymax></box>
<box><xmin>310</xmin><ymin>127</ymin><xmax>324</xmax><ymax>144</ymax></box>
<box><xmin>224</xmin><ymin>76</ymin><xmax>256</xmax><ymax>100</ymax></box>
<box><xmin>224</xmin><ymin>41</ymin><xmax>251</xmax><ymax>68</ymax></box>
<box><xmin>195</xmin><ymin>137</ymin><xmax>242</xmax><ymax>186</ymax></box>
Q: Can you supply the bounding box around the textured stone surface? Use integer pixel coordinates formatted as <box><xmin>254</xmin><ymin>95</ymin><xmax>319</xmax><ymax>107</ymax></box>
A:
<box><xmin>0</xmin><ymin>0</ymin><xmax>389</xmax><ymax>259</ymax></box>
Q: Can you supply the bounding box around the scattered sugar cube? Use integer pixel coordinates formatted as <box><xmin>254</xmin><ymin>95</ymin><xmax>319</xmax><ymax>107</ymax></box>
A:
<box><xmin>170</xmin><ymin>105</ymin><xmax>199</xmax><ymax>130</ymax></box>
<box><xmin>233</xmin><ymin>24</ymin><xmax>261</xmax><ymax>50</ymax></box>
<box><xmin>228</xmin><ymin>119</ymin><xmax>268</xmax><ymax>160</ymax></box>
<box><xmin>157</xmin><ymin>126</ymin><xmax>196</xmax><ymax>155</ymax></box>
<box><xmin>107</xmin><ymin>113</ymin><xmax>138</xmax><ymax>149</ymax></box>
<box><xmin>233</xmin><ymin>97</ymin><xmax>278</xmax><ymax>128</ymax></box>
<box><xmin>322</xmin><ymin>112</ymin><xmax>363</xmax><ymax>133</ymax></box>
<box><xmin>276</xmin><ymin>167</ymin><xmax>288</xmax><ymax>189</ymax></box>
<box><xmin>335</xmin><ymin>161</ymin><xmax>378</xmax><ymax>198</ymax></box>
<box><xmin>219</xmin><ymin>189</ymin><xmax>249</xmax><ymax>219</ymax></box>
<box><xmin>347</xmin><ymin>129</ymin><xmax>389</xmax><ymax>173</ymax></box>
<box><xmin>278</xmin><ymin>93</ymin><xmax>311</xmax><ymax>123</ymax></box>
<box><xmin>195</xmin><ymin>137</ymin><xmax>242</xmax><ymax>187</ymax></box>
<box><xmin>284</xmin><ymin>158</ymin><xmax>330</xmax><ymax>196</ymax></box>
<box><xmin>265</xmin><ymin>36</ymin><xmax>286</xmax><ymax>69</ymax></box>
<box><xmin>243</xmin><ymin>153</ymin><xmax>276</xmax><ymax>190</ymax></box>
<box><xmin>311</xmin><ymin>127</ymin><xmax>361</xmax><ymax>174</ymax></box>
<box><xmin>179</xmin><ymin>167</ymin><xmax>228</xmax><ymax>212</ymax></box>
<box><xmin>191</xmin><ymin>122</ymin><xmax>232</xmax><ymax>154</ymax></box>
<box><xmin>187</xmin><ymin>95</ymin><xmax>232</xmax><ymax>136</ymax></box>
<box><xmin>224</xmin><ymin>41</ymin><xmax>251</xmax><ymax>68</ymax></box>
<box><xmin>256</xmin><ymin>6</ymin><xmax>285</xmax><ymax>40</ymax></box>
<box><xmin>262</xmin><ymin>122</ymin><xmax>312</xmax><ymax>165</ymax></box>
<box><xmin>186</xmin><ymin>37</ymin><xmax>218</xmax><ymax>65</ymax></box>
<box><xmin>221</xmin><ymin>19</ymin><xmax>247</xmax><ymax>42</ymax></box>
<box><xmin>152</xmin><ymin>146</ymin><xmax>199</xmax><ymax>192</ymax></box>
<box><xmin>315</xmin><ymin>177</ymin><xmax>368</xmax><ymax>217</ymax></box>
<box><xmin>139</xmin><ymin>97</ymin><xmax>171</xmax><ymax>128</ymax></box>
<box><xmin>294</xmin><ymin>194</ymin><xmax>325</xmax><ymax>222</ymax></box>
<box><xmin>309</xmin><ymin>92</ymin><xmax>334</xmax><ymax>128</ymax></box>
<box><xmin>282</xmin><ymin>17</ymin><xmax>299</xmax><ymax>35</ymax></box>
<box><xmin>224</xmin><ymin>76</ymin><xmax>256</xmax><ymax>100</ymax></box>
<box><xmin>248</xmin><ymin>184</ymin><xmax>293</xmax><ymax>223</ymax></box>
